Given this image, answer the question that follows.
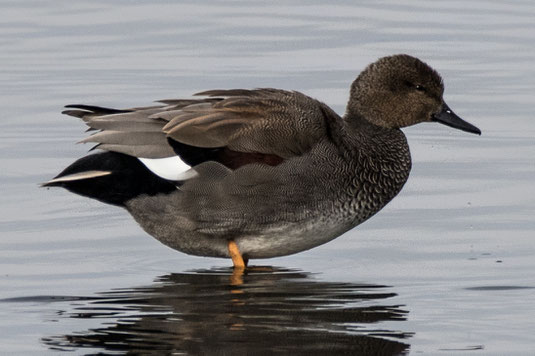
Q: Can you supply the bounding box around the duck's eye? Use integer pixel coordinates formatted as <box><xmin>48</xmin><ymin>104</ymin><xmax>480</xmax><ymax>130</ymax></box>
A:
<box><xmin>415</xmin><ymin>84</ymin><xmax>425</xmax><ymax>92</ymax></box>
<box><xmin>404</xmin><ymin>81</ymin><xmax>426</xmax><ymax>92</ymax></box>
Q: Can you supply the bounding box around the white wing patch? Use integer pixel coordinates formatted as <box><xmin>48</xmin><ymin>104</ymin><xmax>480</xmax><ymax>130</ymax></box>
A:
<box><xmin>138</xmin><ymin>156</ymin><xmax>198</xmax><ymax>181</ymax></box>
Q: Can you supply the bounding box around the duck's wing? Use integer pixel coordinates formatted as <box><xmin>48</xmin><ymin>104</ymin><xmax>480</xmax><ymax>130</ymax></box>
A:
<box><xmin>162</xmin><ymin>88</ymin><xmax>335</xmax><ymax>160</ymax></box>
<box><xmin>65</xmin><ymin>88</ymin><xmax>340</xmax><ymax>170</ymax></box>
<box><xmin>50</xmin><ymin>90</ymin><xmax>342</xmax><ymax>211</ymax></box>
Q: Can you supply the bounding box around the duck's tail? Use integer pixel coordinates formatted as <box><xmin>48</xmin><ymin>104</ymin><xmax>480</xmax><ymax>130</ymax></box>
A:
<box><xmin>42</xmin><ymin>152</ymin><xmax>177</xmax><ymax>206</ymax></box>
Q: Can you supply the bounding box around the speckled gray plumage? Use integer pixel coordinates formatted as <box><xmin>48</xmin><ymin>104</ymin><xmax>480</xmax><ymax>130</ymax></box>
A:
<box><xmin>121</xmin><ymin>88</ymin><xmax>412</xmax><ymax>259</ymax></box>
<box><xmin>50</xmin><ymin>54</ymin><xmax>480</xmax><ymax>260</ymax></box>
<box><xmin>125</xmin><ymin>118</ymin><xmax>410</xmax><ymax>259</ymax></box>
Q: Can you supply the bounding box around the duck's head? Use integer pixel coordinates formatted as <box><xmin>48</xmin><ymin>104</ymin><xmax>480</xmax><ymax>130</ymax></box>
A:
<box><xmin>346</xmin><ymin>54</ymin><xmax>480</xmax><ymax>135</ymax></box>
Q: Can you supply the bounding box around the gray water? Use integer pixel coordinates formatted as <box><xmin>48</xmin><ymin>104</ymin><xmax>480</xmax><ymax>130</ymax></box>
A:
<box><xmin>1</xmin><ymin>1</ymin><xmax>534</xmax><ymax>354</ymax></box>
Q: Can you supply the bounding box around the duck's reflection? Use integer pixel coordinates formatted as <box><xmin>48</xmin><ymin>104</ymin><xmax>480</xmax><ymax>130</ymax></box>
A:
<box><xmin>42</xmin><ymin>267</ymin><xmax>412</xmax><ymax>355</ymax></box>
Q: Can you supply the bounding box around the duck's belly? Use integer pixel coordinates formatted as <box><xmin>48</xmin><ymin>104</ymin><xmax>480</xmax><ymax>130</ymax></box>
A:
<box><xmin>143</xmin><ymin>211</ymin><xmax>358</xmax><ymax>260</ymax></box>
<box><xmin>236</xmin><ymin>220</ymin><xmax>353</xmax><ymax>259</ymax></box>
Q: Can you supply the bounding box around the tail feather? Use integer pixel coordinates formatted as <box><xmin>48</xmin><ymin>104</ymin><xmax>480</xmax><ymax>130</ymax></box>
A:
<box><xmin>43</xmin><ymin>152</ymin><xmax>177</xmax><ymax>206</ymax></box>
<box><xmin>63</xmin><ymin>104</ymin><xmax>130</xmax><ymax>116</ymax></box>
<box><xmin>42</xmin><ymin>170</ymin><xmax>111</xmax><ymax>186</ymax></box>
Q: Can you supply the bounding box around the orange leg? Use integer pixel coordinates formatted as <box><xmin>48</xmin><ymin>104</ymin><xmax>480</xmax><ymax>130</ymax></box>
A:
<box><xmin>228</xmin><ymin>240</ymin><xmax>245</xmax><ymax>269</ymax></box>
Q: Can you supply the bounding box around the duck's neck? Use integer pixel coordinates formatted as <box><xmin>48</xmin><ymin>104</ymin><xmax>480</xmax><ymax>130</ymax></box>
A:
<box><xmin>343</xmin><ymin>110</ymin><xmax>383</xmax><ymax>134</ymax></box>
<box><xmin>337</xmin><ymin>111</ymin><xmax>412</xmax><ymax>174</ymax></box>
<box><xmin>341</xmin><ymin>110</ymin><xmax>405</xmax><ymax>147</ymax></box>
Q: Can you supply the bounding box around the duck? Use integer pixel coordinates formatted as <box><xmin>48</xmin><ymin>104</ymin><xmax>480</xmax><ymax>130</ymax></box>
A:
<box><xmin>44</xmin><ymin>54</ymin><xmax>481</xmax><ymax>269</ymax></box>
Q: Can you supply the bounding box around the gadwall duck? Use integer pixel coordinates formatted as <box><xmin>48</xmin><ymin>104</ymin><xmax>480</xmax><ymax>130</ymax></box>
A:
<box><xmin>44</xmin><ymin>54</ymin><xmax>481</xmax><ymax>268</ymax></box>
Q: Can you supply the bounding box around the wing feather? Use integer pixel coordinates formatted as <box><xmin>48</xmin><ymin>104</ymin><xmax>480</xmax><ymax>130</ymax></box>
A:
<box><xmin>165</xmin><ymin>89</ymin><xmax>334</xmax><ymax>158</ymax></box>
<box><xmin>63</xmin><ymin>88</ymin><xmax>339</xmax><ymax>162</ymax></box>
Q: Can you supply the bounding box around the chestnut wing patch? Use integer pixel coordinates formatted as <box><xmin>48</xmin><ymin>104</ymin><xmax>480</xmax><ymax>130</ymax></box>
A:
<box><xmin>217</xmin><ymin>148</ymin><xmax>284</xmax><ymax>169</ymax></box>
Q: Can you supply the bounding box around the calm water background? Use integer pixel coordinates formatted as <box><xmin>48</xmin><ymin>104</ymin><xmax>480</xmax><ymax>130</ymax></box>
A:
<box><xmin>1</xmin><ymin>1</ymin><xmax>534</xmax><ymax>354</ymax></box>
